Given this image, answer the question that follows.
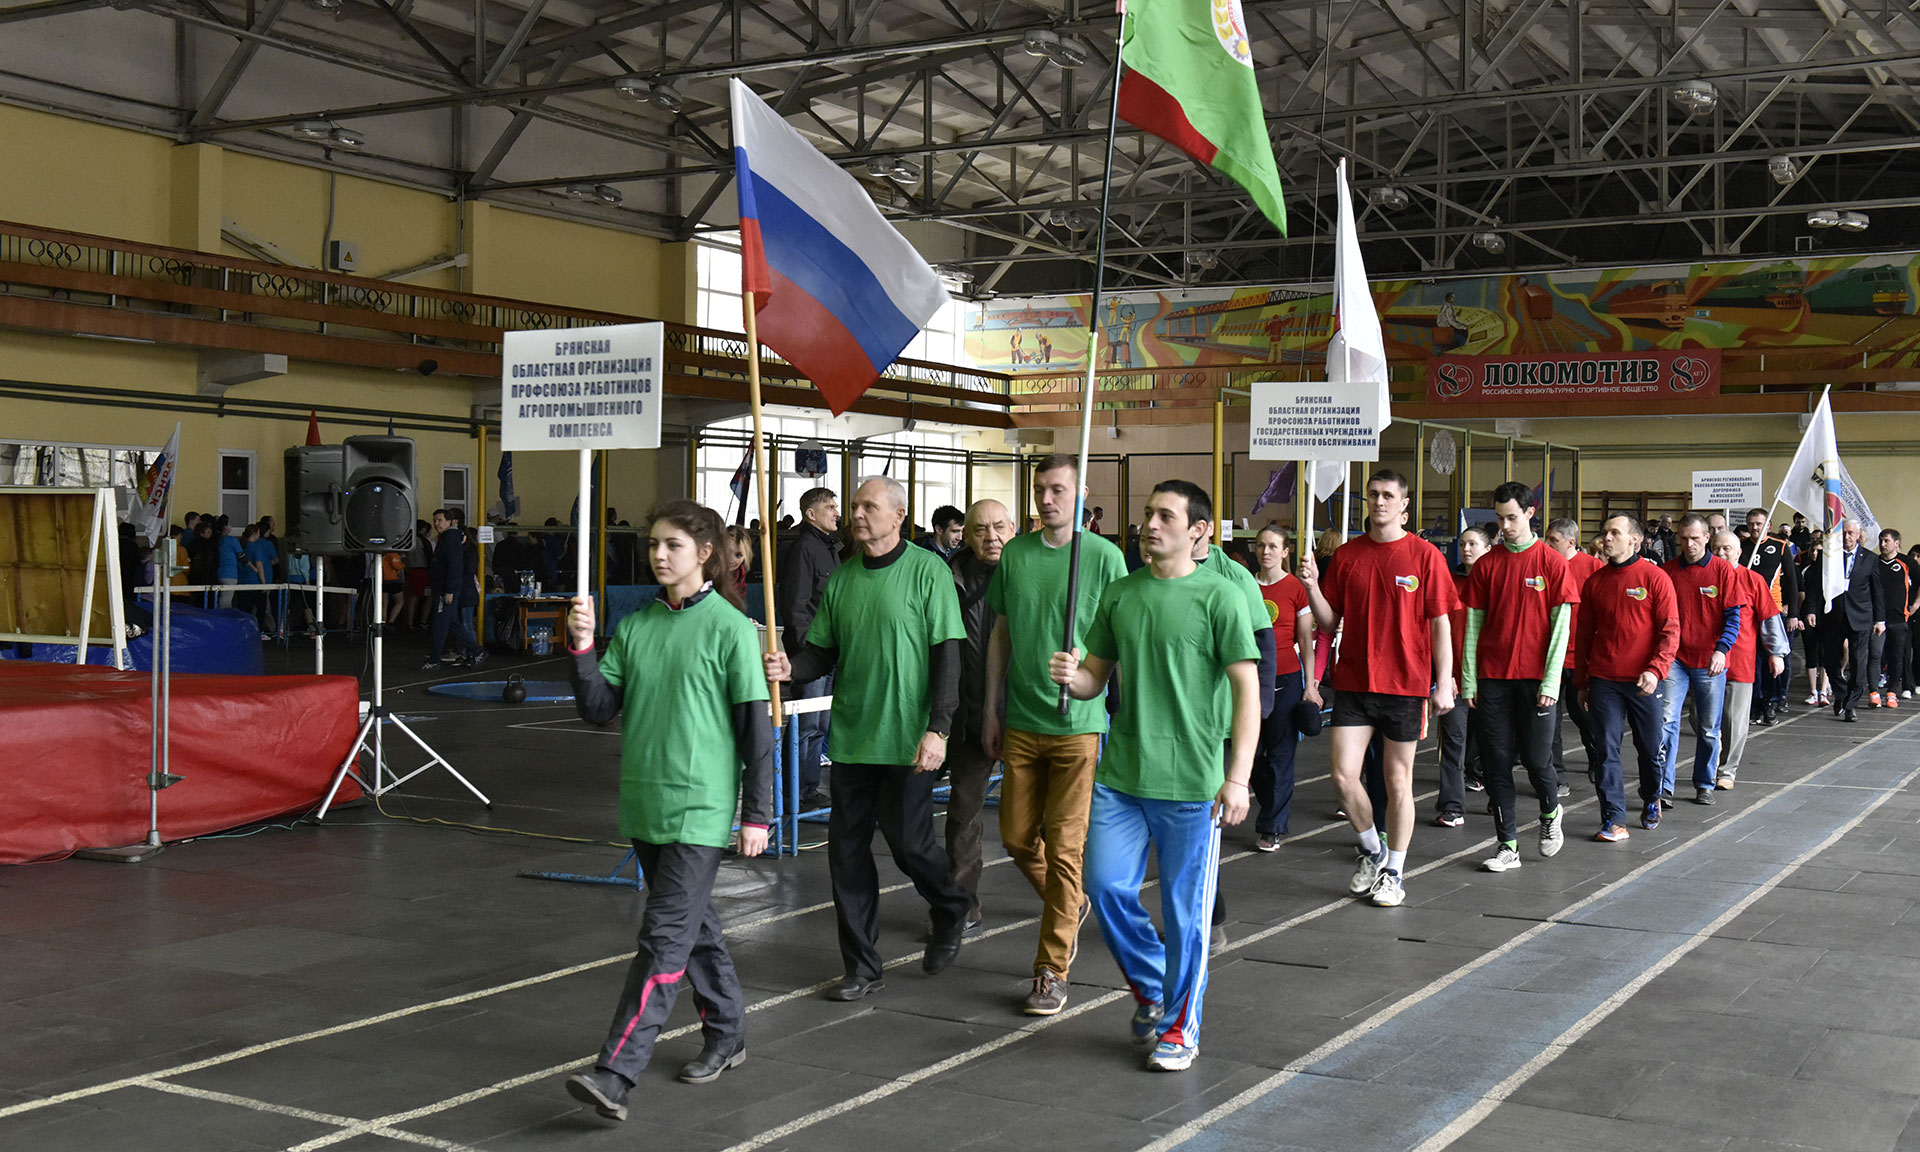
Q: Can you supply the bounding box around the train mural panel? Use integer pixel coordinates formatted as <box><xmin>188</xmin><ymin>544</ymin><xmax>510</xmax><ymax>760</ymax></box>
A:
<box><xmin>964</xmin><ymin>252</ymin><xmax>1920</xmax><ymax>389</ymax></box>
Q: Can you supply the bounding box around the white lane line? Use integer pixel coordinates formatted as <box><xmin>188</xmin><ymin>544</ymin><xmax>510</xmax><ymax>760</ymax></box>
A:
<box><xmin>1133</xmin><ymin>712</ymin><xmax>1899</xmax><ymax>1152</ymax></box>
<box><xmin>1411</xmin><ymin>755</ymin><xmax>1920</xmax><ymax>1150</ymax></box>
<box><xmin>267</xmin><ymin>796</ymin><xmax>1415</xmax><ymax>1151</ymax></box>
<box><xmin>137</xmin><ymin>1081</ymin><xmax>478</xmax><ymax>1152</ymax></box>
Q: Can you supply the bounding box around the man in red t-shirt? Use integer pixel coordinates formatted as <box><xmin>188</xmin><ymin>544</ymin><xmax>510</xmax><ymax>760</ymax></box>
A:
<box><xmin>1711</xmin><ymin>530</ymin><xmax>1786</xmax><ymax>789</ymax></box>
<box><xmin>1660</xmin><ymin>513</ymin><xmax>1743</xmax><ymax>806</ymax></box>
<box><xmin>1546</xmin><ymin>518</ymin><xmax>1604</xmax><ymax>793</ymax></box>
<box><xmin>1574</xmin><ymin>514</ymin><xmax>1679</xmax><ymax>837</ymax></box>
<box><xmin>1300</xmin><ymin>469</ymin><xmax>1456</xmax><ymax>909</ymax></box>
<box><xmin>1462</xmin><ymin>481</ymin><xmax>1579</xmax><ymax>873</ymax></box>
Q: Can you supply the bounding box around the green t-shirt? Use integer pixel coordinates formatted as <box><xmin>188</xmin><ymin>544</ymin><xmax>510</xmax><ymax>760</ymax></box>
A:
<box><xmin>985</xmin><ymin>530</ymin><xmax>1128</xmax><ymax>736</ymax></box>
<box><xmin>1198</xmin><ymin>547</ymin><xmax>1274</xmax><ymax>635</ymax></box>
<box><xmin>1084</xmin><ymin>566</ymin><xmax>1259</xmax><ymax>802</ymax></box>
<box><xmin>806</xmin><ymin>544</ymin><xmax>966</xmax><ymax>765</ymax></box>
<box><xmin>599</xmin><ymin>593</ymin><xmax>769</xmax><ymax>847</ymax></box>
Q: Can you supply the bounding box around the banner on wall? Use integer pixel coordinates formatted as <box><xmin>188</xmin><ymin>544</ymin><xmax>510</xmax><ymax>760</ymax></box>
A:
<box><xmin>1426</xmin><ymin>349</ymin><xmax>1721</xmax><ymax>403</ymax></box>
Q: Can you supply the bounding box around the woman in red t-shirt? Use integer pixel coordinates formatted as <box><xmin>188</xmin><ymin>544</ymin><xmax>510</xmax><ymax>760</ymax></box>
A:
<box><xmin>1250</xmin><ymin>524</ymin><xmax>1316</xmax><ymax>848</ymax></box>
<box><xmin>1435</xmin><ymin>524</ymin><xmax>1494</xmax><ymax>826</ymax></box>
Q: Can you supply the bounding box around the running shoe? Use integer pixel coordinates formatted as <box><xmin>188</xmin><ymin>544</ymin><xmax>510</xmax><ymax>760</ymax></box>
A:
<box><xmin>1594</xmin><ymin>824</ymin><xmax>1631</xmax><ymax>843</ymax></box>
<box><xmin>1432</xmin><ymin>812</ymin><xmax>1464</xmax><ymax>828</ymax></box>
<box><xmin>1146</xmin><ymin>1040</ymin><xmax>1197</xmax><ymax>1072</ymax></box>
<box><xmin>1481</xmin><ymin>845</ymin><xmax>1523</xmax><ymax>872</ymax></box>
<box><xmin>1870</xmin><ymin>692</ymin><xmax>1883</xmax><ymax>708</ymax></box>
<box><xmin>1556</xmin><ymin>784</ymin><xmax>1573</xmax><ymax>799</ymax></box>
<box><xmin>1130</xmin><ymin>1001</ymin><xmax>1165</xmax><ymax>1047</ymax></box>
<box><xmin>1369</xmin><ymin>869</ymin><xmax>1406</xmax><ymax>907</ymax></box>
<box><xmin>1255</xmin><ymin>833</ymin><xmax>1281</xmax><ymax>852</ymax></box>
<box><xmin>1348</xmin><ymin>848</ymin><xmax>1386</xmax><ymax>896</ymax></box>
<box><xmin>1904</xmin><ymin>690</ymin><xmax>1914</xmax><ymax>700</ymax></box>
<box><xmin>1805</xmin><ymin>692</ymin><xmax>1821</xmax><ymax>705</ymax></box>
<box><xmin>1641</xmin><ymin>803</ymin><xmax>1660</xmax><ymax>831</ymax></box>
<box><xmin>1889</xmin><ymin>696</ymin><xmax>1900</xmax><ymax>711</ymax></box>
<box><xmin>1540</xmin><ymin>809</ymin><xmax>1565</xmax><ymax>857</ymax></box>
<box><xmin>1023</xmin><ymin>969</ymin><xmax>1068</xmax><ymax>1016</ymax></box>
<box><xmin>1466</xmin><ymin>778</ymin><xmax>1486</xmax><ymax>793</ymax></box>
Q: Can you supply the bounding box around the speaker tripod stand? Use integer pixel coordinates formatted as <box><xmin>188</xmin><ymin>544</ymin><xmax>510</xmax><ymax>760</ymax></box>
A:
<box><xmin>317</xmin><ymin>553</ymin><xmax>491</xmax><ymax>820</ymax></box>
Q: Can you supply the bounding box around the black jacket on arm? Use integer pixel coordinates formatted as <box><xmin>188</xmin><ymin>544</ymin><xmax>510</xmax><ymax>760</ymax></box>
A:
<box><xmin>776</xmin><ymin>521</ymin><xmax>842</xmax><ymax>651</ymax></box>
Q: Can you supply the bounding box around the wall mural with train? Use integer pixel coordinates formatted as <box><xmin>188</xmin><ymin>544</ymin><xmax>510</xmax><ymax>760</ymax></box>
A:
<box><xmin>964</xmin><ymin>253</ymin><xmax>1920</xmax><ymax>394</ymax></box>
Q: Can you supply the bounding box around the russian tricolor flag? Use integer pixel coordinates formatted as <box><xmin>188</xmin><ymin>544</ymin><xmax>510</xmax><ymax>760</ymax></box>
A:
<box><xmin>730</xmin><ymin>78</ymin><xmax>948</xmax><ymax>415</ymax></box>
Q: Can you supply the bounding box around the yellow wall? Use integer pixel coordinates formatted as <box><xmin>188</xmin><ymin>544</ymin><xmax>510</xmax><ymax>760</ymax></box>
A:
<box><xmin>0</xmin><ymin>105</ymin><xmax>173</xmax><ymax>243</ymax></box>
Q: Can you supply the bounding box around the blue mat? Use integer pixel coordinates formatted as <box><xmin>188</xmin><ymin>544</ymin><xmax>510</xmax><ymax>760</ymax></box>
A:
<box><xmin>425</xmin><ymin>680</ymin><xmax>575</xmax><ymax>702</ymax></box>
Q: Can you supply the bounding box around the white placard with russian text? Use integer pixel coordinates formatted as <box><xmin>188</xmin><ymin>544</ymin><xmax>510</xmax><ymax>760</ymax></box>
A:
<box><xmin>1691</xmin><ymin>468</ymin><xmax>1762</xmax><ymax>511</ymax></box>
<box><xmin>1248</xmin><ymin>382</ymin><xmax>1383</xmax><ymax>462</ymax></box>
<box><xmin>500</xmin><ymin>323</ymin><xmax>664</xmax><ymax>451</ymax></box>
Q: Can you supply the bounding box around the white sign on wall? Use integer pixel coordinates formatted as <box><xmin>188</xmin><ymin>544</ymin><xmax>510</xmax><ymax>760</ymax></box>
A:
<box><xmin>1691</xmin><ymin>468</ymin><xmax>1763</xmax><ymax>511</ymax></box>
<box><xmin>500</xmin><ymin>323</ymin><xmax>665</xmax><ymax>451</ymax></box>
<box><xmin>1248</xmin><ymin>382</ymin><xmax>1383</xmax><ymax>462</ymax></box>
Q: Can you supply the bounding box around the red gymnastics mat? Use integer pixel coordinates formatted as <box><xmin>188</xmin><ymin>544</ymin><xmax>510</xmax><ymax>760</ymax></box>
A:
<box><xmin>0</xmin><ymin>662</ymin><xmax>363</xmax><ymax>864</ymax></box>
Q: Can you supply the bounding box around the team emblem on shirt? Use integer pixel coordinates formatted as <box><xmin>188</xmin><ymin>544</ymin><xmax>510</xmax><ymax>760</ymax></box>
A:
<box><xmin>1524</xmin><ymin>576</ymin><xmax>1546</xmax><ymax>591</ymax></box>
<box><xmin>1700</xmin><ymin>585</ymin><xmax>1719</xmax><ymax>597</ymax></box>
<box><xmin>1395</xmin><ymin>574</ymin><xmax>1420</xmax><ymax>592</ymax></box>
<box><xmin>1626</xmin><ymin>586</ymin><xmax>1648</xmax><ymax>600</ymax></box>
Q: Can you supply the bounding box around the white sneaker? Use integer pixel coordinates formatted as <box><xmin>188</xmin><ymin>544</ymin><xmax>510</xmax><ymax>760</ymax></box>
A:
<box><xmin>1348</xmin><ymin>849</ymin><xmax>1385</xmax><ymax>896</ymax></box>
<box><xmin>1539</xmin><ymin>810</ymin><xmax>1564</xmax><ymax>858</ymax></box>
<box><xmin>1905</xmin><ymin>691</ymin><xmax>1914</xmax><ymax>700</ymax></box>
<box><xmin>1146</xmin><ymin>1039</ymin><xmax>1197</xmax><ymax>1072</ymax></box>
<box><xmin>1481</xmin><ymin>845</ymin><xmax>1523</xmax><ymax>872</ymax></box>
<box><xmin>1369</xmin><ymin>869</ymin><xmax>1406</xmax><ymax>907</ymax></box>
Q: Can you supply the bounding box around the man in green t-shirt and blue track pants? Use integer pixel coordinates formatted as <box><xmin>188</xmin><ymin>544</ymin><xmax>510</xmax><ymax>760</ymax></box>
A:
<box><xmin>1050</xmin><ymin>480</ymin><xmax>1261</xmax><ymax>1073</ymax></box>
<box><xmin>985</xmin><ymin>455</ymin><xmax>1128</xmax><ymax>1017</ymax></box>
<box><xmin>766</xmin><ymin>477</ymin><xmax>975</xmax><ymax>1003</ymax></box>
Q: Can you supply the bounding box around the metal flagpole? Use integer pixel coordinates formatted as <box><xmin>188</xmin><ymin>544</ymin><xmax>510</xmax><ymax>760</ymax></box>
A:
<box><xmin>744</xmin><ymin>305</ymin><xmax>785</xmax><ymax>727</ymax></box>
<box><xmin>1057</xmin><ymin>7</ymin><xmax>1130</xmax><ymax>714</ymax></box>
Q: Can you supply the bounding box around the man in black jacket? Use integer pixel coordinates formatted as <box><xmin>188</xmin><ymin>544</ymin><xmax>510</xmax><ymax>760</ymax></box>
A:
<box><xmin>776</xmin><ymin>487</ymin><xmax>842</xmax><ymax>808</ymax></box>
<box><xmin>1811</xmin><ymin>519</ymin><xmax>1885</xmax><ymax>721</ymax></box>
<box><xmin>424</xmin><ymin>508</ymin><xmax>483</xmax><ymax>670</ymax></box>
<box><xmin>1741</xmin><ymin>507</ymin><xmax>1802</xmax><ymax>723</ymax></box>
<box><xmin>945</xmin><ymin>499</ymin><xmax>1016</xmax><ymax>931</ymax></box>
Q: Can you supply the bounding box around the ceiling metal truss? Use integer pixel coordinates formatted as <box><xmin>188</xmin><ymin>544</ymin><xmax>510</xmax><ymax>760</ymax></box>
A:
<box><xmin>3</xmin><ymin>0</ymin><xmax>1919</xmax><ymax>293</ymax></box>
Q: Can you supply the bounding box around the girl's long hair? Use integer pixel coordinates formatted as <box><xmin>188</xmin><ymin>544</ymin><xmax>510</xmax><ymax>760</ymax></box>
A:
<box><xmin>649</xmin><ymin>500</ymin><xmax>744</xmax><ymax>610</ymax></box>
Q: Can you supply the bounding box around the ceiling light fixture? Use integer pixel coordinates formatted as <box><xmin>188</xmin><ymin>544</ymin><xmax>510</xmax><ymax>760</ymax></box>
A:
<box><xmin>1806</xmin><ymin>209</ymin><xmax>1841</xmax><ymax>228</ymax></box>
<box><xmin>1018</xmin><ymin>27</ymin><xmax>1089</xmax><ymax>68</ymax></box>
<box><xmin>304</xmin><ymin>0</ymin><xmax>342</xmax><ymax>10</ymax></box>
<box><xmin>613</xmin><ymin>76</ymin><xmax>651</xmax><ymax>101</ymax></box>
<box><xmin>865</xmin><ymin>157</ymin><xmax>921</xmax><ymax>184</ymax></box>
<box><xmin>1670</xmin><ymin>79</ymin><xmax>1718</xmax><ymax>116</ymax></box>
<box><xmin>1368</xmin><ymin>185</ymin><xmax>1410</xmax><ymax>211</ymax></box>
<box><xmin>1184</xmin><ymin>250</ymin><xmax>1219</xmax><ymax>270</ymax></box>
<box><xmin>1838</xmin><ymin>211</ymin><xmax>1869</xmax><ymax>232</ymax></box>
<box><xmin>292</xmin><ymin>120</ymin><xmax>334</xmax><ymax>140</ymax></box>
<box><xmin>1767</xmin><ymin>154</ymin><xmax>1797</xmax><ymax>186</ymax></box>
<box><xmin>562</xmin><ymin>184</ymin><xmax>599</xmax><ymax>201</ymax></box>
<box><xmin>327</xmin><ymin>126</ymin><xmax>364</xmax><ymax>149</ymax></box>
<box><xmin>650</xmin><ymin>84</ymin><xmax>682</xmax><ymax>113</ymax></box>
<box><xmin>1472</xmin><ymin>231</ymin><xmax>1506</xmax><ymax>255</ymax></box>
<box><xmin>593</xmin><ymin>184</ymin><xmax>623</xmax><ymax>206</ymax></box>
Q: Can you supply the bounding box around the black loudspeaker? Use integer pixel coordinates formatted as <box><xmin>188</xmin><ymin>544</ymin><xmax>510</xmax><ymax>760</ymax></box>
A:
<box><xmin>284</xmin><ymin>446</ymin><xmax>346</xmax><ymax>555</ymax></box>
<box><xmin>342</xmin><ymin>435</ymin><xmax>416</xmax><ymax>553</ymax></box>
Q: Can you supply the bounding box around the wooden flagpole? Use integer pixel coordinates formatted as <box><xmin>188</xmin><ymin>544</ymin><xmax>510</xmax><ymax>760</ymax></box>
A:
<box><xmin>744</xmin><ymin>306</ymin><xmax>784</xmax><ymax>727</ymax></box>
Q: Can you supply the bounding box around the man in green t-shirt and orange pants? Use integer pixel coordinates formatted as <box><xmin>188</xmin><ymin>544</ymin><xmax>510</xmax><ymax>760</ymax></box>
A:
<box><xmin>985</xmin><ymin>455</ymin><xmax>1128</xmax><ymax>1017</ymax></box>
<box><xmin>767</xmin><ymin>477</ymin><xmax>975</xmax><ymax>1003</ymax></box>
<box><xmin>1051</xmin><ymin>480</ymin><xmax>1260</xmax><ymax>1074</ymax></box>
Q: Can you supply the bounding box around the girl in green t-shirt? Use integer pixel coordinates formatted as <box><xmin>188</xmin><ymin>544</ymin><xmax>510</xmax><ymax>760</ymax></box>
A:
<box><xmin>563</xmin><ymin>501</ymin><xmax>774</xmax><ymax>1122</ymax></box>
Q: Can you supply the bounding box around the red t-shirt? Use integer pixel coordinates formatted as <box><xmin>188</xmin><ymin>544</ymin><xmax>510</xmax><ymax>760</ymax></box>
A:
<box><xmin>1562</xmin><ymin>551</ymin><xmax>1604</xmax><ymax>669</ymax></box>
<box><xmin>1663</xmin><ymin>554</ymin><xmax>1741</xmax><ymax>669</ymax></box>
<box><xmin>1724</xmin><ymin>564</ymin><xmax>1782</xmax><ymax>684</ymax></box>
<box><xmin>1259</xmin><ymin>573</ymin><xmax>1311</xmax><ymax>677</ymax></box>
<box><xmin>1321</xmin><ymin>533</ymin><xmax>1457</xmax><ymax>697</ymax></box>
<box><xmin>1575</xmin><ymin>557</ymin><xmax>1679</xmax><ymax>685</ymax></box>
<box><xmin>1463</xmin><ymin>539</ymin><xmax>1580</xmax><ymax>681</ymax></box>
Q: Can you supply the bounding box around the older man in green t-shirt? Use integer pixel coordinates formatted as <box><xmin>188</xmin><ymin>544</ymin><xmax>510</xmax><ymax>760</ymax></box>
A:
<box><xmin>766</xmin><ymin>476</ymin><xmax>974</xmax><ymax>1002</ymax></box>
<box><xmin>984</xmin><ymin>454</ymin><xmax>1128</xmax><ymax>1017</ymax></box>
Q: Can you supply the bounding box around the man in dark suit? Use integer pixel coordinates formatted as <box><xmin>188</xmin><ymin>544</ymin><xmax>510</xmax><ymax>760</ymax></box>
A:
<box><xmin>1809</xmin><ymin>519</ymin><xmax>1885</xmax><ymax>722</ymax></box>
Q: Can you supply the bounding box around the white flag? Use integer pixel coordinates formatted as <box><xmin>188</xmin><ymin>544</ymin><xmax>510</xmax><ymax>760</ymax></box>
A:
<box><xmin>132</xmin><ymin>422</ymin><xmax>180</xmax><ymax>544</ymax></box>
<box><xmin>1327</xmin><ymin>159</ymin><xmax>1391</xmax><ymax>430</ymax></box>
<box><xmin>1835</xmin><ymin>457</ymin><xmax>1879</xmax><ymax>543</ymax></box>
<box><xmin>1773</xmin><ymin>389</ymin><xmax>1844</xmax><ymax>610</ymax></box>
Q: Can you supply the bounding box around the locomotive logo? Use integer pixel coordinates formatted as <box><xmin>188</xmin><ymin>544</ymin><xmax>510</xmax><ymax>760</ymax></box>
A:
<box><xmin>1667</xmin><ymin>355</ymin><xmax>1713</xmax><ymax>393</ymax></box>
<box><xmin>1435</xmin><ymin>360</ymin><xmax>1476</xmax><ymax>398</ymax></box>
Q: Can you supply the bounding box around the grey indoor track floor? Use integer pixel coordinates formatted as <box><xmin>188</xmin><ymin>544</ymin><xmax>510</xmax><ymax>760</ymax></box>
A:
<box><xmin>5</xmin><ymin>632</ymin><xmax>1920</xmax><ymax>1152</ymax></box>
